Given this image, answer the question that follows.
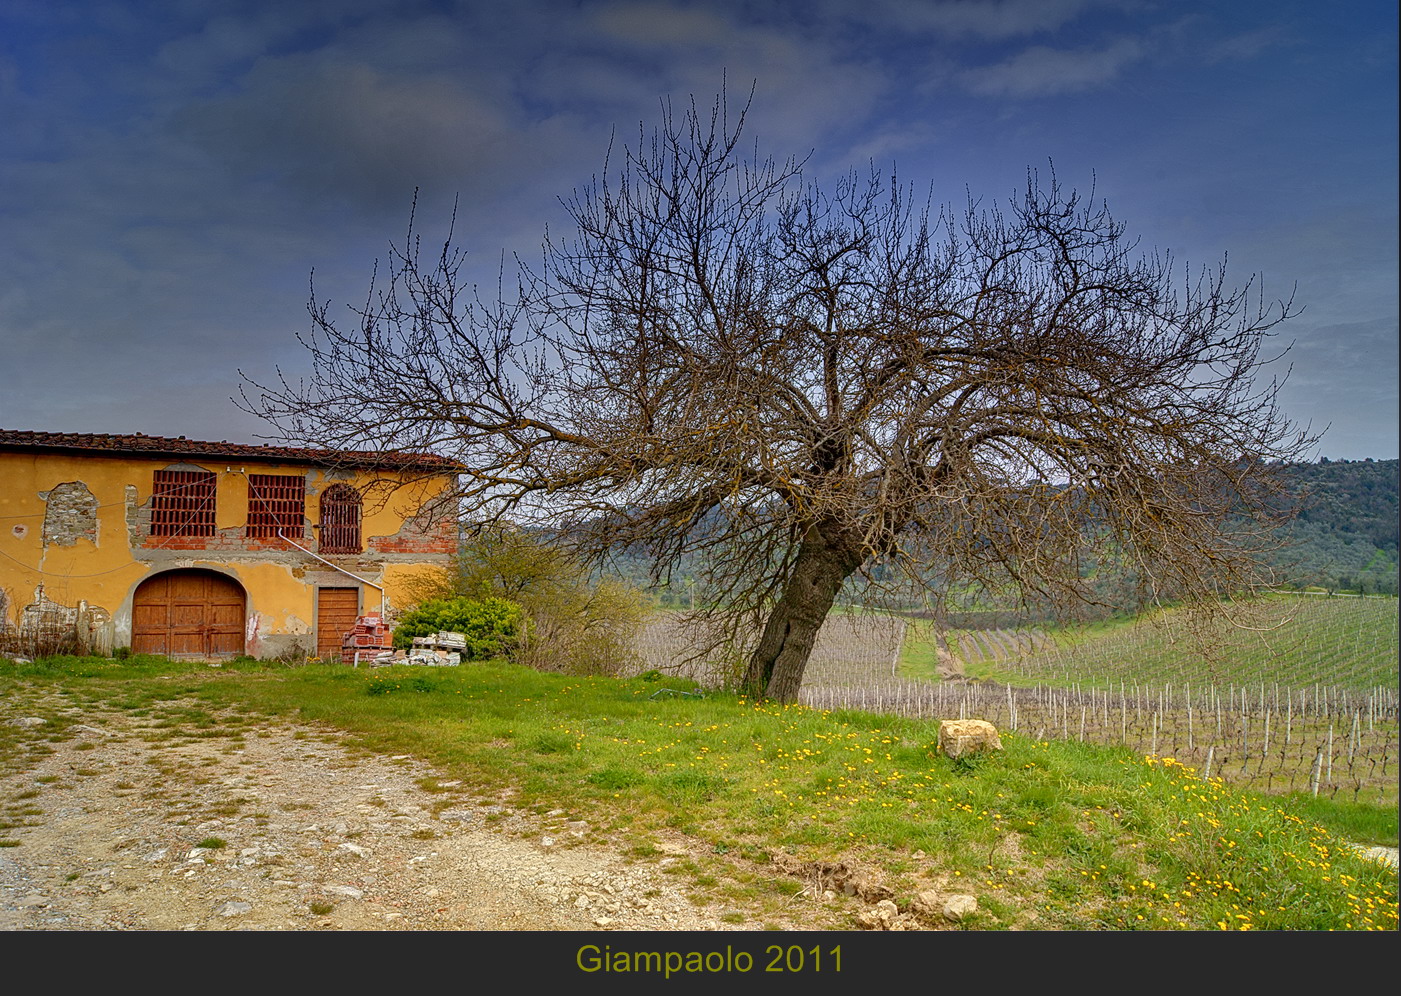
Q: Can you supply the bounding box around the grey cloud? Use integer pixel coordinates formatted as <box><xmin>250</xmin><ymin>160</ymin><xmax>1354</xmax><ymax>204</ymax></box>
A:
<box><xmin>826</xmin><ymin>0</ymin><xmax>1110</xmax><ymax>39</ymax></box>
<box><xmin>592</xmin><ymin>2</ymin><xmax>738</xmax><ymax>46</ymax></box>
<box><xmin>168</xmin><ymin>57</ymin><xmax>526</xmax><ymax>212</ymax></box>
<box><xmin>155</xmin><ymin>12</ymin><xmax>300</xmax><ymax>75</ymax></box>
<box><xmin>1199</xmin><ymin>24</ymin><xmax>1290</xmax><ymax>64</ymax></box>
<box><xmin>960</xmin><ymin>37</ymin><xmax>1142</xmax><ymax>96</ymax></box>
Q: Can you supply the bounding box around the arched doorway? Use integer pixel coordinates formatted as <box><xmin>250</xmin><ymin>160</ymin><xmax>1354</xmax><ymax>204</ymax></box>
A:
<box><xmin>131</xmin><ymin>569</ymin><xmax>246</xmax><ymax>657</ymax></box>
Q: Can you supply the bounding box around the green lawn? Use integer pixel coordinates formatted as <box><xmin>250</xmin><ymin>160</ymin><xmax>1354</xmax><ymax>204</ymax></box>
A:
<box><xmin>1</xmin><ymin>652</ymin><xmax>1394</xmax><ymax>931</ymax></box>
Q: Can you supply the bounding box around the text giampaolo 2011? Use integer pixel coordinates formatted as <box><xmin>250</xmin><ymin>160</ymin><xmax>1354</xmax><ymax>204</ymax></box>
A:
<box><xmin>574</xmin><ymin>942</ymin><xmax>843</xmax><ymax>977</ymax></box>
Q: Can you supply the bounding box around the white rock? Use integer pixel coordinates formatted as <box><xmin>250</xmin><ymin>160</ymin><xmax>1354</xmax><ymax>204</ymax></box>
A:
<box><xmin>943</xmin><ymin>894</ymin><xmax>978</xmax><ymax>921</ymax></box>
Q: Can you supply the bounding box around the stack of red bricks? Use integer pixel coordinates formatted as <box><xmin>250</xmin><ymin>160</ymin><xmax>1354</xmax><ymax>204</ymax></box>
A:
<box><xmin>341</xmin><ymin>613</ymin><xmax>393</xmax><ymax>664</ymax></box>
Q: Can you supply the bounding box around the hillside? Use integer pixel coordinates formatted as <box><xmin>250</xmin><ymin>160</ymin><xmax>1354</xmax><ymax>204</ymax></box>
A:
<box><xmin>597</xmin><ymin>457</ymin><xmax>1400</xmax><ymax>605</ymax></box>
<box><xmin>1273</xmin><ymin>458</ymin><xmax>1399</xmax><ymax>594</ymax></box>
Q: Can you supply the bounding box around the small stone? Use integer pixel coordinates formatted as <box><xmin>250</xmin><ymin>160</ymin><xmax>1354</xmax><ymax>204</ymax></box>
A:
<box><xmin>219</xmin><ymin>901</ymin><xmax>253</xmax><ymax>917</ymax></box>
<box><xmin>913</xmin><ymin>889</ymin><xmax>941</xmax><ymax>915</ymax></box>
<box><xmin>856</xmin><ymin>899</ymin><xmax>900</xmax><ymax>929</ymax></box>
<box><xmin>323</xmin><ymin>885</ymin><xmax>364</xmax><ymax>899</ymax></box>
<box><xmin>943</xmin><ymin>894</ymin><xmax>978</xmax><ymax>921</ymax></box>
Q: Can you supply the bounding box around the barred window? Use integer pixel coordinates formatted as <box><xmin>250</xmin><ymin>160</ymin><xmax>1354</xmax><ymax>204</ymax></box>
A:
<box><xmin>246</xmin><ymin>474</ymin><xmax>306</xmax><ymax>538</ymax></box>
<box><xmin>150</xmin><ymin>469</ymin><xmax>216</xmax><ymax>537</ymax></box>
<box><xmin>318</xmin><ymin>483</ymin><xmax>362</xmax><ymax>553</ymax></box>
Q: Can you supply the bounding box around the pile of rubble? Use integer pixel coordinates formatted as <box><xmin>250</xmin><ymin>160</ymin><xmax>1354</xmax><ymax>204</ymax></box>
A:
<box><xmin>340</xmin><ymin>613</ymin><xmax>393</xmax><ymax>665</ymax></box>
<box><xmin>363</xmin><ymin>630</ymin><xmax>466</xmax><ymax>667</ymax></box>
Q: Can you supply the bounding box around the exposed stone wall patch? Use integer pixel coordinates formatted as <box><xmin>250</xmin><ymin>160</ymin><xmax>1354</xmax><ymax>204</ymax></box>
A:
<box><xmin>40</xmin><ymin>481</ymin><xmax>98</xmax><ymax>547</ymax></box>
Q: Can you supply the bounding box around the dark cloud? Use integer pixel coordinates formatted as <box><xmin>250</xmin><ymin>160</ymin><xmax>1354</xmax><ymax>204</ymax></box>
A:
<box><xmin>0</xmin><ymin>0</ymin><xmax>1394</xmax><ymax>459</ymax></box>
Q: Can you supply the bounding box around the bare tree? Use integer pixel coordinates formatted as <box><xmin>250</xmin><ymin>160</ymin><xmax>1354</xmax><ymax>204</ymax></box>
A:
<box><xmin>245</xmin><ymin>93</ymin><xmax>1316</xmax><ymax>702</ymax></box>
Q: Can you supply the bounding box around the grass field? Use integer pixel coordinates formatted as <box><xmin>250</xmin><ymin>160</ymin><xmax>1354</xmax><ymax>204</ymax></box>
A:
<box><xmin>634</xmin><ymin>597</ymin><xmax>1400</xmax><ymax>806</ymax></box>
<box><xmin>0</xmin><ymin>652</ymin><xmax>1395</xmax><ymax>930</ymax></box>
<box><xmin>957</xmin><ymin>594</ymin><xmax>1398</xmax><ymax>691</ymax></box>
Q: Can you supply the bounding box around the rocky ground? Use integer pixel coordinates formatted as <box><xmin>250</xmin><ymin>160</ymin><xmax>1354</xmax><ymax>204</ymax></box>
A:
<box><xmin>0</xmin><ymin>692</ymin><xmax>852</xmax><ymax>932</ymax></box>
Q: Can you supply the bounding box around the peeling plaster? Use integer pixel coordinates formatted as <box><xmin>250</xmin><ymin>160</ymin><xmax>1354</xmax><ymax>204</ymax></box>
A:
<box><xmin>17</xmin><ymin>588</ymin><xmax>111</xmax><ymax>654</ymax></box>
<box><xmin>39</xmin><ymin>481</ymin><xmax>98</xmax><ymax>547</ymax></box>
<box><xmin>284</xmin><ymin>614</ymin><xmax>312</xmax><ymax>635</ymax></box>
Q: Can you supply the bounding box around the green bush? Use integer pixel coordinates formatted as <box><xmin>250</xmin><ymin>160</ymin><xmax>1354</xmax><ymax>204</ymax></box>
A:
<box><xmin>391</xmin><ymin>596</ymin><xmax>523</xmax><ymax>659</ymax></box>
<box><xmin>407</xmin><ymin>529</ymin><xmax>645</xmax><ymax>676</ymax></box>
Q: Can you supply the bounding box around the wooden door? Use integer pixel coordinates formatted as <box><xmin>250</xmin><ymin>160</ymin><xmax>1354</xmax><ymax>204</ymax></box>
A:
<box><xmin>316</xmin><ymin>587</ymin><xmax>361</xmax><ymax>658</ymax></box>
<box><xmin>132</xmin><ymin>570</ymin><xmax>246</xmax><ymax>657</ymax></box>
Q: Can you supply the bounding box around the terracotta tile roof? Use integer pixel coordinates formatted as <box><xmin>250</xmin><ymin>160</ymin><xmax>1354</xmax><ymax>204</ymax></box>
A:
<box><xmin>0</xmin><ymin>429</ymin><xmax>463</xmax><ymax>472</ymax></box>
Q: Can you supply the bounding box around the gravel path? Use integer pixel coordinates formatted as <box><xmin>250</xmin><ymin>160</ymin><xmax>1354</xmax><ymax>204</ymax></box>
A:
<box><xmin>0</xmin><ymin>695</ymin><xmax>834</xmax><ymax>932</ymax></box>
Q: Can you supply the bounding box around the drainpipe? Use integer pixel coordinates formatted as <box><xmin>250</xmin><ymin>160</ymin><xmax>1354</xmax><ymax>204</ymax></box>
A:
<box><xmin>276</xmin><ymin>529</ymin><xmax>384</xmax><ymax>594</ymax></box>
<box><xmin>230</xmin><ymin>465</ymin><xmax>381</xmax><ymax>594</ymax></box>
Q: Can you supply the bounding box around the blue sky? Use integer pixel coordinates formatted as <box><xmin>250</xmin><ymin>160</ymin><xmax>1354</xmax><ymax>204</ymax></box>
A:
<box><xmin>1</xmin><ymin>0</ymin><xmax>1395</xmax><ymax>459</ymax></box>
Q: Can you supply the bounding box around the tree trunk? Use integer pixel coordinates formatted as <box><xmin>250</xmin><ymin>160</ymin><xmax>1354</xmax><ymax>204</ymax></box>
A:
<box><xmin>742</xmin><ymin>532</ymin><xmax>861</xmax><ymax>702</ymax></box>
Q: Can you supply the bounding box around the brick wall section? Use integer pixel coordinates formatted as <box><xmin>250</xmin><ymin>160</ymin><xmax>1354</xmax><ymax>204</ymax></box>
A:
<box><xmin>366</xmin><ymin>515</ymin><xmax>456</xmax><ymax>555</ymax></box>
<box><xmin>121</xmin><ymin>463</ymin><xmax>455</xmax><ymax>558</ymax></box>
<box><xmin>133</xmin><ymin>527</ymin><xmax>313</xmax><ymax>554</ymax></box>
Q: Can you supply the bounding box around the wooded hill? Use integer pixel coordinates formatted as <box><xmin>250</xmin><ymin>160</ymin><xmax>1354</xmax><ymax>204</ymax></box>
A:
<box><xmin>1274</xmin><ymin>457</ymin><xmax>1399</xmax><ymax>594</ymax></box>
<box><xmin>595</xmin><ymin>457</ymin><xmax>1399</xmax><ymax>606</ymax></box>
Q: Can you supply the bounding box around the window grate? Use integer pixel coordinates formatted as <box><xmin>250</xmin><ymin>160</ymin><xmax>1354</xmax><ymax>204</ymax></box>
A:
<box><xmin>319</xmin><ymin>483</ymin><xmax>363</xmax><ymax>553</ymax></box>
<box><xmin>150</xmin><ymin>470</ymin><xmax>216</xmax><ymax>537</ymax></box>
<box><xmin>246</xmin><ymin>474</ymin><xmax>306</xmax><ymax>538</ymax></box>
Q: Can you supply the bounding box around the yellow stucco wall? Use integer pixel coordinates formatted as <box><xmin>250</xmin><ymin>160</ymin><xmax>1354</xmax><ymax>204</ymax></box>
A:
<box><xmin>0</xmin><ymin>449</ymin><xmax>456</xmax><ymax>658</ymax></box>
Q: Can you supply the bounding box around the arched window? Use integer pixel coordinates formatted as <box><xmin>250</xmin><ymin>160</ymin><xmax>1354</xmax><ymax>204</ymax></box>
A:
<box><xmin>318</xmin><ymin>483</ymin><xmax>362</xmax><ymax>553</ymax></box>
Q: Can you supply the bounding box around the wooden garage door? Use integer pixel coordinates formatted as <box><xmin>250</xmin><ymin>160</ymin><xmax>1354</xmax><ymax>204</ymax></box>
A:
<box><xmin>316</xmin><ymin>587</ymin><xmax>361</xmax><ymax>658</ymax></box>
<box><xmin>132</xmin><ymin>570</ymin><xmax>245</xmax><ymax>657</ymax></box>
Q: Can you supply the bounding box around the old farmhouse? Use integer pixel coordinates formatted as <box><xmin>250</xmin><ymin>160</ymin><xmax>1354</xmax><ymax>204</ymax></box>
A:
<box><xmin>0</xmin><ymin>430</ymin><xmax>459</xmax><ymax>659</ymax></box>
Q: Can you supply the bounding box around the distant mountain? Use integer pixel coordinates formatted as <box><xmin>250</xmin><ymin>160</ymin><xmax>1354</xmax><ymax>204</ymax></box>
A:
<box><xmin>1272</xmin><ymin>458</ymin><xmax>1399</xmax><ymax>594</ymax></box>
